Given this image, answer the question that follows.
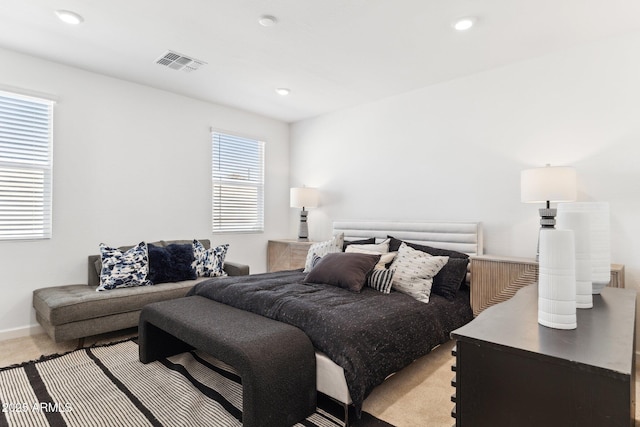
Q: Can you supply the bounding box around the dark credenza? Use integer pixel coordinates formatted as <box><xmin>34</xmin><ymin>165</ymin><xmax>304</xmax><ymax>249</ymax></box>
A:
<box><xmin>451</xmin><ymin>284</ymin><xmax>636</xmax><ymax>427</ymax></box>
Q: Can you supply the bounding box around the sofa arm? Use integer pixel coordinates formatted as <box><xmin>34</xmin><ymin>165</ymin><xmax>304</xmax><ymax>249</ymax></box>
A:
<box><xmin>224</xmin><ymin>261</ymin><xmax>250</xmax><ymax>276</ymax></box>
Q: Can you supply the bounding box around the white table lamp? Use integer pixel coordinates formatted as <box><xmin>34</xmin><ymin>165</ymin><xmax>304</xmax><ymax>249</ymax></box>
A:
<box><xmin>290</xmin><ymin>187</ymin><xmax>319</xmax><ymax>240</ymax></box>
<box><xmin>521</xmin><ymin>164</ymin><xmax>577</xmax><ymax>259</ymax></box>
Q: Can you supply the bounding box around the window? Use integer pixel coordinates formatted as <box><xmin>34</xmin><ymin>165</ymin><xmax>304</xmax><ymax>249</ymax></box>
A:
<box><xmin>0</xmin><ymin>90</ymin><xmax>54</xmax><ymax>240</ymax></box>
<box><xmin>211</xmin><ymin>130</ymin><xmax>264</xmax><ymax>233</ymax></box>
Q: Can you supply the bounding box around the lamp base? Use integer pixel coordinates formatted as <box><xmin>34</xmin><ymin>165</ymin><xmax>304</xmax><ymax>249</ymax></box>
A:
<box><xmin>298</xmin><ymin>209</ymin><xmax>309</xmax><ymax>240</ymax></box>
<box><xmin>539</xmin><ymin>207</ymin><xmax>557</xmax><ymax>228</ymax></box>
<box><xmin>536</xmin><ymin>207</ymin><xmax>557</xmax><ymax>261</ymax></box>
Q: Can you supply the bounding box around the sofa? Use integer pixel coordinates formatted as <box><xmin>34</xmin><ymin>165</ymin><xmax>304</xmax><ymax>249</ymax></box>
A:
<box><xmin>32</xmin><ymin>239</ymin><xmax>249</xmax><ymax>343</ymax></box>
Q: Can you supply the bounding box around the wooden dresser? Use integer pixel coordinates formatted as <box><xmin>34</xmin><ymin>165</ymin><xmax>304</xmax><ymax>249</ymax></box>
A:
<box><xmin>267</xmin><ymin>239</ymin><xmax>314</xmax><ymax>272</ymax></box>
<box><xmin>470</xmin><ymin>255</ymin><xmax>625</xmax><ymax>316</ymax></box>
<box><xmin>451</xmin><ymin>284</ymin><xmax>636</xmax><ymax>427</ymax></box>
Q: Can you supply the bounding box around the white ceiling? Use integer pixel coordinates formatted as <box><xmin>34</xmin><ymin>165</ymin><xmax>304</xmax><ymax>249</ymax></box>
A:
<box><xmin>1</xmin><ymin>1</ymin><xmax>640</xmax><ymax>123</ymax></box>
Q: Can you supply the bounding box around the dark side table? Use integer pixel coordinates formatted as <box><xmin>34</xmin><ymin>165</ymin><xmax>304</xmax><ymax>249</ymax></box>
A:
<box><xmin>451</xmin><ymin>284</ymin><xmax>636</xmax><ymax>427</ymax></box>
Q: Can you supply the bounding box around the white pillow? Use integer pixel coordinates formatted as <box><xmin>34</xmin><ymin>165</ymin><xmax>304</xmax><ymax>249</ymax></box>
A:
<box><xmin>389</xmin><ymin>242</ymin><xmax>448</xmax><ymax>303</ymax></box>
<box><xmin>345</xmin><ymin>246</ymin><xmax>396</xmax><ymax>270</ymax></box>
<box><xmin>346</xmin><ymin>238</ymin><xmax>390</xmax><ymax>253</ymax></box>
<box><xmin>303</xmin><ymin>233</ymin><xmax>345</xmax><ymax>272</ymax></box>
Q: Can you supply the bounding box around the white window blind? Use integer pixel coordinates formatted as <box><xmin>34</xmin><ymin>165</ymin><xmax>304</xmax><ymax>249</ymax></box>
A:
<box><xmin>212</xmin><ymin>131</ymin><xmax>264</xmax><ymax>233</ymax></box>
<box><xmin>0</xmin><ymin>91</ymin><xmax>54</xmax><ymax>240</ymax></box>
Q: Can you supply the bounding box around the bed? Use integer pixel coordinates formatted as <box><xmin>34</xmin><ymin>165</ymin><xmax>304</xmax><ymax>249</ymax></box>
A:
<box><xmin>187</xmin><ymin>220</ymin><xmax>483</xmax><ymax>422</ymax></box>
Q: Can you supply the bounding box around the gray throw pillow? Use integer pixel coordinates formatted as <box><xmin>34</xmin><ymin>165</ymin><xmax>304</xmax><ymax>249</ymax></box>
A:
<box><xmin>305</xmin><ymin>252</ymin><xmax>380</xmax><ymax>292</ymax></box>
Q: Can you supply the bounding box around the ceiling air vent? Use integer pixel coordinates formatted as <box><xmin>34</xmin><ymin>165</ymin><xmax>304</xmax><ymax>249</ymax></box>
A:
<box><xmin>155</xmin><ymin>50</ymin><xmax>207</xmax><ymax>73</ymax></box>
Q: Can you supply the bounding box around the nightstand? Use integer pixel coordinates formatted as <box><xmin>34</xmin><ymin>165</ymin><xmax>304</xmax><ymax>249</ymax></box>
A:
<box><xmin>470</xmin><ymin>255</ymin><xmax>625</xmax><ymax>316</ymax></box>
<box><xmin>267</xmin><ymin>239</ymin><xmax>314</xmax><ymax>272</ymax></box>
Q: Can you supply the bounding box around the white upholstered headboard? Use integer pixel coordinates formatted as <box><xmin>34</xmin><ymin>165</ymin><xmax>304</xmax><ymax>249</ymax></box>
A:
<box><xmin>332</xmin><ymin>220</ymin><xmax>483</xmax><ymax>256</ymax></box>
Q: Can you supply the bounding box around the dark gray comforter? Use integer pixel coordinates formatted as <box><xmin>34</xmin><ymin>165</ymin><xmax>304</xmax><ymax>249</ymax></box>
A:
<box><xmin>187</xmin><ymin>269</ymin><xmax>473</xmax><ymax>412</ymax></box>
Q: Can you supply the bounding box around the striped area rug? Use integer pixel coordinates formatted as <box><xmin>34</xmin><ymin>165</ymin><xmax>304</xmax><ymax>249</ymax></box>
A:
<box><xmin>0</xmin><ymin>339</ymin><xmax>345</xmax><ymax>427</ymax></box>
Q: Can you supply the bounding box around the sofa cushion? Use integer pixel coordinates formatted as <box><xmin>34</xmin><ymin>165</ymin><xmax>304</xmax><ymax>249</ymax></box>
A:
<box><xmin>35</xmin><ymin>310</ymin><xmax>140</xmax><ymax>343</ymax></box>
<box><xmin>33</xmin><ymin>278</ymin><xmax>210</xmax><ymax>326</ymax></box>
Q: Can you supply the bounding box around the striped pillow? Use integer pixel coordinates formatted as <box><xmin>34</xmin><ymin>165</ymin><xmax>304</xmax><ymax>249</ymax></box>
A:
<box><xmin>367</xmin><ymin>268</ymin><xmax>395</xmax><ymax>294</ymax></box>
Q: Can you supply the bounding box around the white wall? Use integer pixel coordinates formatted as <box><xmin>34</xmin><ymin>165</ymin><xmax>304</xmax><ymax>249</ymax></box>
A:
<box><xmin>291</xmin><ymin>32</ymin><xmax>640</xmax><ymax>293</ymax></box>
<box><xmin>0</xmin><ymin>47</ymin><xmax>290</xmax><ymax>336</ymax></box>
<box><xmin>3</xmin><ymin>30</ymin><xmax>639</xmax><ymax>340</ymax></box>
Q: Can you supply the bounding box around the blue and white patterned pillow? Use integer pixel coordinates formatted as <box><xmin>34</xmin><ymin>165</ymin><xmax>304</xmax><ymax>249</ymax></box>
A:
<box><xmin>192</xmin><ymin>240</ymin><xmax>229</xmax><ymax>277</ymax></box>
<box><xmin>97</xmin><ymin>242</ymin><xmax>152</xmax><ymax>291</ymax></box>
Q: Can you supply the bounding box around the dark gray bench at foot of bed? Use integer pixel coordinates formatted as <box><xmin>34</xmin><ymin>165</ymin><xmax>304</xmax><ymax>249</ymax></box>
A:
<box><xmin>139</xmin><ymin>296</ymin><xmax>317</xmax><ymax>427</ymax></box>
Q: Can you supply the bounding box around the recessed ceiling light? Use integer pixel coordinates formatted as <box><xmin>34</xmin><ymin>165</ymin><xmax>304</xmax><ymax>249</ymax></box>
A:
<box><xmin>275</xmin><ymin>88</ymin><xmax>290</xmax><ymax>96</ymax></box>
<box><xmin>258</xmin><ymin>15</ymin><xmax>278</xmax><ymax>27</ymax></box>
<box><xmin>55</xmin><ymin>10</ymin><xmax>84</xmax><ymax>25</ymax></box>
<box><xmin>452</xmin><ymin>17</ymin><xmax>476</xmax><ymax>31</ymax></box>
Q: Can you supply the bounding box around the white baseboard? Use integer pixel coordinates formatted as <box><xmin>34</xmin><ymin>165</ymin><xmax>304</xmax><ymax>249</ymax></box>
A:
<box><xmin>0</xmin><ymin>324</ymin><xmax>45</xmax><ymax>342</ymax></box>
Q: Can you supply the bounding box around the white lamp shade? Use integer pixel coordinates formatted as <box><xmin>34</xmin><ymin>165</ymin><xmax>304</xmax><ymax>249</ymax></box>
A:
<box><xmin>290</xmin><ymin>187</ymin><xmax>319</xmax><ymax>209</ymax></box>
<box><xmin>521</xmin><ymin>166</ymin><xmax>577</xmax><ymax>203</ymax></box>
